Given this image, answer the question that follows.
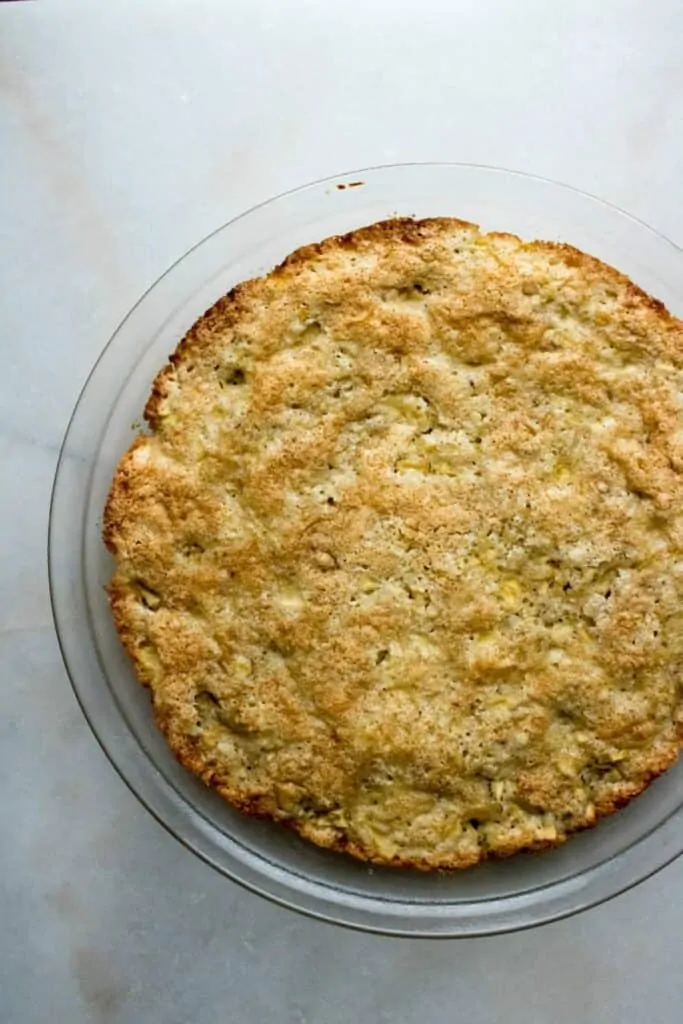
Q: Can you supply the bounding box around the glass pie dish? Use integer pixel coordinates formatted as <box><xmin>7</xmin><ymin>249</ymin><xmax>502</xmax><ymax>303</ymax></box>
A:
<box><xmin>49</xmin><ymin>163</ymin><xmax>683</xmax><ymax>937</ymax></box>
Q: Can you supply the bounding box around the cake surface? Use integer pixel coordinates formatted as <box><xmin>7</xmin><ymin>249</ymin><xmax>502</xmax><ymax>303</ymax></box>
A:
<box><xmin>104</xmin><ymin>217</ymin><xmax>683</xmax><ymax>869</ymax></box>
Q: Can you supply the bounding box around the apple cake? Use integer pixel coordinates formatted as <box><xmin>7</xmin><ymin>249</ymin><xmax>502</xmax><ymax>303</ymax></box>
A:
<box><xmin>104</xmin><ymin>217</ymin><xmax>683</xmax><ymax>868</ymax></box>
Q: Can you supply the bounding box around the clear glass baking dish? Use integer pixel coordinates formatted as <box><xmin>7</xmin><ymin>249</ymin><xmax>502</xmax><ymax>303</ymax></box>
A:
<box><xmin>49</xmin><ymin>163</ymin><xmax>683</xmax><ymax>937</ymax></box>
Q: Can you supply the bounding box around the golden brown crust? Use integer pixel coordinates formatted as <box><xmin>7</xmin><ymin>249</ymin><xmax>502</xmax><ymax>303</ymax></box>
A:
<box><xmin>104</xmin><ymin>216</ymin><xmax>683</xmax><ymax>869</ymax></box>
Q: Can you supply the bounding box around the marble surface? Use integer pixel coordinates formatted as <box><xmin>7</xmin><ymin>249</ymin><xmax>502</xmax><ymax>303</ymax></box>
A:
<box><xmin>2</xmin><ymin>1</ymin><xmax>683</xmax><ymax>1021</ymax></box>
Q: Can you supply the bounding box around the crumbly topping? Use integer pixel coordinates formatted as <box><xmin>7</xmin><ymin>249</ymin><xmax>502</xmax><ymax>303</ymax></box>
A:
<box><xmin>104</xmin><ymin>218</ymin><xmax>683</xmax><ymax>868</ymax></box>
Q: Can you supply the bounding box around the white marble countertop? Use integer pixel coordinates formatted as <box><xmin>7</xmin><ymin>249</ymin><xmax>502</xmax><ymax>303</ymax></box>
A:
<box><xmin>3</xmin><ymin>1</ymin><xmax>683</xmax><ymax>1021</ymax></box>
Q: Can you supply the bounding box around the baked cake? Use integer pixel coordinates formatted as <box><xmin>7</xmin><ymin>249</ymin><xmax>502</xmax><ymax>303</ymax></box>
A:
<box><xmin>104</xmin><ymin>218</ymin><xmax>683</xmax><ymax>868</ymax></box>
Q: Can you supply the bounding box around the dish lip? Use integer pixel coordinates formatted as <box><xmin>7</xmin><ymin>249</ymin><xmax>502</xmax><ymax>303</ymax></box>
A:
<box><xmin>48</xmin><ymin>161</ymin><xmax>683</xmax><ymax>938</ymax></box>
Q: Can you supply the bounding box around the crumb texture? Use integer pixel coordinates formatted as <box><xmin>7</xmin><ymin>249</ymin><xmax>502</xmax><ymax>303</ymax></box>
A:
<box><xmin>104</xmin><ymin>217</ymin><xmax>683</xmax><ymax>868</ymax></box>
